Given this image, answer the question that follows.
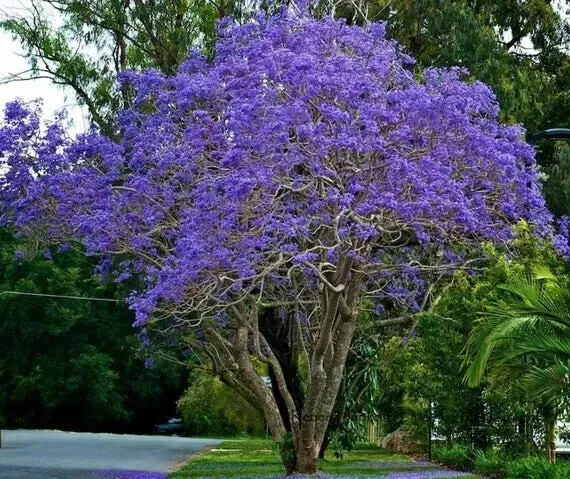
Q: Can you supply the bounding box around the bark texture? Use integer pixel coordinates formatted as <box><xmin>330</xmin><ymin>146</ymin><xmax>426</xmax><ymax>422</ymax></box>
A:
<box><xmin>201</xmin><ymin>255</ymin><xmax>362</xmax><ymax>474</ymax></box>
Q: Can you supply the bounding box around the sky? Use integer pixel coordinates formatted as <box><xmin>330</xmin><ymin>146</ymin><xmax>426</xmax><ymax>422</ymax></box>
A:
<box><xmin>0</xmin><ymin>0</ymin><xmax>88</xmax><ymax>133</ymax></box>
<box><xmin>0</xmin><ymin>0</ymin><xmax>569</xmax><ymax>136</ymax></box>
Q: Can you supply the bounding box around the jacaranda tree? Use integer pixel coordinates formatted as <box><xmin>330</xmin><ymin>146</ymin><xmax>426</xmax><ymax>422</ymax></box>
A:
<box><xmin>0</xmin><ymin>10</ymin><xmax>560</xmax><ymax>473</ymax></box>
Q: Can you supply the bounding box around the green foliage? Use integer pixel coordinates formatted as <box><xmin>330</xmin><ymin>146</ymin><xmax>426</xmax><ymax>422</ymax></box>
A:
<box><xmin>436</xmin><ymin>448</ymin><xmax>570</xmax><ymax>479</ymax></box>
<box><xmin>327</xmin><ymin>426</ymin><xmax>364</xmax><ymax>460</ymax></box>
<box><xmin>378</xmin><ymin>313</ymin><xmax>529</xmax><ymax>451</ymax></box>
<box><xmin>505</xmin><ymin>456</ymin><xmax>570</xmax><ymax>479</ymax></box>
<box><xmin>276</xmin><ymin>431</ymin><xmax>296</xmax><ymax>473</ymax></box>
<box><xmin>373</xmin><ymin>228</ymin><xmax>566</xmax><ymax>453</ymax></box>
<box><xmin>0</xmin><ymin>228</ymin><xmax>185</xmax><ymax>432</ymax></box>
<box><xmin>462</xmin><ymin>255</ymin><xmax>570</xmax><ymax>460</ymax></box>
<box><xmin>432</xmin><ymin>444</ymin><xmax>475</xmax><ymax>471</ymax></box>
<box><xmin>540</xmin><ymin>144</ymin><xmax>570</xmax><ymax>218</ymax></box>
<box><xmin>177</xmin><ymin>373</ymin><xmax>265</xmax><ymax>436</ymax></box>
<box><xmin>0</xmin><ymin>0</ymin><xmax>255</xmax><ymax>133</ymax></box>
<box><xmin>473</xmin><ymin>449</ymin><xmax>509</xmax><ymax>479</ymax></box>
<box><xmin>463</xmin><ymin>254</ymin><xmax>570</xmax><ymax>419</ymax></box>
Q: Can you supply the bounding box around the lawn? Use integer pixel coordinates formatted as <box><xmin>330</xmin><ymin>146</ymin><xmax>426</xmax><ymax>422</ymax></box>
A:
<box><xmin>168</xmin><ymin>439</ymin><xmax>479</xmax><ymax>478</ymax></box>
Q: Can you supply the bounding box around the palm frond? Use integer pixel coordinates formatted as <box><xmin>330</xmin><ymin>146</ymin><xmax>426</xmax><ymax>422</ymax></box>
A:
<box><xmin>463</xmin><ymin>268</ymin><xmax>570</xmax><ymax>402</ymax></box>
<box><xmin>523</xmin><ymin>361</ymin><xmax>570</xmax><ymax>406</ymax></box>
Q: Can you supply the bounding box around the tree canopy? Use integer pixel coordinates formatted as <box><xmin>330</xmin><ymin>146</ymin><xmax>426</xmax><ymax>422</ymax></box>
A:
<box><xmin>0</xmin><ymin>0</ymin><xmax>255</xmax><ymax>135</ymax></box>
<box><xmin>0</xmin><ymin>10</ymin><xmax>560</xmax><ymax>472</ymax></box>
<box><xmin>3</xmin><ymin>0</ymin><xmax>569</xmax><ymax>136</ymax></box>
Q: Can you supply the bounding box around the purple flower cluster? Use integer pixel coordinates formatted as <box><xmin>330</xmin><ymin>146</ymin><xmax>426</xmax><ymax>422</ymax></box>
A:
<box><xmin>91</xmin><ymin>470</ymin><xmax>166</xmax><ymax>479</ymax></box>
<box><xmin>384</xmin><ymin>472</ymin><xmax>471</xmax><ymax>479</ymax></box>
<box><xmin>353</xmin><ymin>460</ymin><xmax>433</xmax><ymax>469</ymax></box>
<box><xmin>0</xmin><ymin>10</ymin><xmax>559</xmax><ymax>329</ymax></box>
<box><xmin>185</xmin><ymin>471</ymin><xmax>471</xmax><ymax>478</ymax></box>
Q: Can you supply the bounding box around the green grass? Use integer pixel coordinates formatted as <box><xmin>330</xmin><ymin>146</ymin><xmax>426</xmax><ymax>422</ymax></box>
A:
<box><xmin>168</xmin><ymin>439</ymin><xmax>479</xmax><ymax>478</ymax></box>
<box><xmin>169</xmin><ymin>440</ymin><xmax>282</xmax><ymax>478</ymax></box>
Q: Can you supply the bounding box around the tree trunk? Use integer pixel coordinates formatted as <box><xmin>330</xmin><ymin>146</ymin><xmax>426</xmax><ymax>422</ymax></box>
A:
<box><xmin>545</xmin><ymin>409</ymin><xmax>556</xmax><ymax>464</ymax></box>
<box><xmin>212</xmin><ymin>257</ymin><xmax>362</xmax><ymax>475</ymax></box>
<box><xmin>319</xmin><ymin>432</ymin><xmax>331</xmax><ymax>459</ymax></box>
<box><xmin>526</xmin><ymin>411</ymin><xmax>534</xmax><ymax>455</ymax></box>
<box><xmin>295</xmin><ymin>432</ymin><xmax>320</xmax><ymax>474</ymax></box>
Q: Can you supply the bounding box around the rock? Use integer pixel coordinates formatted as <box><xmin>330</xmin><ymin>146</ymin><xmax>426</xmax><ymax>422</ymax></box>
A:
<box><xmin>378</xmin><ymin>426</ymin><xmax>423</xmax><ymax>454</ymax></box>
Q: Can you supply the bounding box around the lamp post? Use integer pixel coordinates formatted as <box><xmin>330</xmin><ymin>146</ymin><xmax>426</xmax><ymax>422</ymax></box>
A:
<box><xmin>527</xmin><ymin>128</ymin><xmax>570</xmax><ymax>144</ymax></box>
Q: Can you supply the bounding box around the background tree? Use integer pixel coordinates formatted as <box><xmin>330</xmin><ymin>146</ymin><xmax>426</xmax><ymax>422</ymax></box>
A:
<box><xmin>464</xmin><ymin>267</ymin><xmax>570</xmax><ymax>462</ymax></box>
<box><xmin>0</xmin><ymin>11</ymin><xmax>557</xmax><ymax>472</ymax></box>
<box><xmin>372</xmin><ymin>227</ymin><xmax>567</xmax><ymax>456</ymax></box>
<box><xmin>0</xmin><ymin>0</ymin><xmax>257</xmax><ymax>134</ymax></box>
<box><xmin>177</xmin><ymin>372</ymin><xmax>265</xmax><ymax>437</ymax></box>
<box><xmin>0</xmin><ymin>228</ymin><xmax>186</xmax><ymax>433</ymax></box>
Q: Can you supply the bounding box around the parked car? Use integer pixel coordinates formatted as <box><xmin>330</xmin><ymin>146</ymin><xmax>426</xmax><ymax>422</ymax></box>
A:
<box><xmin>155</xmin><ymin>417</ymin><xmax>187</xmax><ymax>435</ymax></box>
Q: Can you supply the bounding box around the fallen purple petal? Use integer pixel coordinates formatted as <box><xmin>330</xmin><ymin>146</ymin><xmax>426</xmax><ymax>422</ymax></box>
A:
<box><xmin>352</xmin><ymin>460</ymin><xmax>435</xmax><ymax>469</ymax></box>
<box><xmin>384</xmin><ymin>470</ymin><xmax>472</xmax><ymax>478</ymax></box>
<box><xmin>91</xmin><ymin>470</ymin><xmax>167</xmax><ymax>479</ymax></box>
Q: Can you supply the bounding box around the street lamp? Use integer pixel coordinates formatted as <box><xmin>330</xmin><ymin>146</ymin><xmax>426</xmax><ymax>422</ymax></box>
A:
<box><xmin>527</xmin><ymin>128</ymin><xmax>570</xmax><ymax>144</ymax></box>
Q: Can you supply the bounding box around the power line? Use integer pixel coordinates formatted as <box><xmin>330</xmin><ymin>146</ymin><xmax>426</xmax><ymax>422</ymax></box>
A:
<box><xmin>0</xmin><ymin>290</ymin><xmax>121</xmax><ymax>303</ymax></box>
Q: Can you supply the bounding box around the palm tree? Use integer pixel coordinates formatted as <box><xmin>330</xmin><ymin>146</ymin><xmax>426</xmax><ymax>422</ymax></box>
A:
<box><xmin>463</xmin><ymin>267</ymin><xmax>570</xmax><ymax>462</ymax></box>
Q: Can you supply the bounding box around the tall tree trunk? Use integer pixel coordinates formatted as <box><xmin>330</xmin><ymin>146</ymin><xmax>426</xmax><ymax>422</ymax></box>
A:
<box><xmin>526</xmin><ymin>411</ymin><xmax>534</xmax><ymax>455</ymax></box>
<box><xmin>295</xmin><ymin>432</ymin><xmax>320</xmax><ymax>474</ymax></box>
<box><xmin>545</xmin><ymin>409</ymin><xmax>556</xmax><ymax>463</ymax></box>
<box><xmin>208</xmin><ymin>257</ymin><xmax>362</xmax><ymax>475</ymax></box>
<box><xmin>282</xmin><ymin>262</ymin><xmax>361</xmax><ymax>473</ymax></box>
<box><xmin>319</xmin><ymin>432</ymin><xmax>331</xmax><ymax>459</ymax></box>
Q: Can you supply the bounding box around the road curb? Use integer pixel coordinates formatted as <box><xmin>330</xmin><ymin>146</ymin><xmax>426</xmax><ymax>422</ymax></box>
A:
<box><xmin>168</xmin><ymin>444</ymin><xmax>217</xmax><ymax>473</ymax></box>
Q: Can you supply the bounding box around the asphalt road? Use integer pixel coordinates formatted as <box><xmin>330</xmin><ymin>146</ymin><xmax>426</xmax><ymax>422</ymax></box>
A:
<box><xmin>0</xmin><ymin>430</ymin><xmax>220</xmax><ymax>479</ymax></box>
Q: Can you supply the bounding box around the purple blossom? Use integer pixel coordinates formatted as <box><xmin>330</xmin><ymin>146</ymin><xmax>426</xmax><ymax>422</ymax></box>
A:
<box><xmin>353</xmin><ymin>460</ymin><xmax>433</xmax><ymax>469</ymax></box>
<box><xmin>375</xmin><ymin>304</ymin><xmax>386</xmax><ymax>314</ymax></box>
<box><xmin>0</xmin><ymin>12</ymin><xmax>558</xmax><ymax>343</ymax></box>
<box><xmin>553</xmin><ymin>216</ymin><xmax>570</xmax><ymax>257</ymax></box>
<box><xmin>58</xmin><ymin>243</ymin><xmax>71</xmax><ymax>253</ymax></box>
<box><xmin>384</xmin><ymin>472</ymin><xmax>471</xmax><ymax>479</ymax></box>
<box><xmin>91</xmin><ymin>470</ymin><xmax>166</xmax><ymax>479</ymax></box>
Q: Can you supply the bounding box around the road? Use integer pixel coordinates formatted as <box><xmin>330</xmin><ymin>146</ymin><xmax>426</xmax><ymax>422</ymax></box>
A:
<box><xmin>0</xmin><ymin>430</ymin><xmax>220</xmax><ymax>479</ymax></box>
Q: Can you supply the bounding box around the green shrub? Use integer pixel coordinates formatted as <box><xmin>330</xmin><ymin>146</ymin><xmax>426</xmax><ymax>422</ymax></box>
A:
<box><xmin>474</xmin><ymin>450</ymin><xmax>508</xmax><ymax>479</ymax></box>
<box><xmin>177</xmin><ymin>373</ymin><xmax>265</xmax><ymax>436</ymax></box>
<box><xmin>432</xmin><ymin>444</ymin><xmax>475</xmax><ymax>471</ymax></box>
<box><xmin>506</xmin><ymin>456</ymin><xmax>570</xmax><ymax>479</ymax></box>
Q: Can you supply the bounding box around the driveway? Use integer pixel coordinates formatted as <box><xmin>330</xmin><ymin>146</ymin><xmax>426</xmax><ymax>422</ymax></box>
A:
<box><xmin>0</xmin><ymin>430</ymin><xmax>220</xmax><ymax>479</ymax></box>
